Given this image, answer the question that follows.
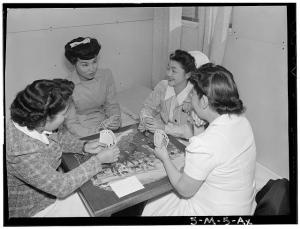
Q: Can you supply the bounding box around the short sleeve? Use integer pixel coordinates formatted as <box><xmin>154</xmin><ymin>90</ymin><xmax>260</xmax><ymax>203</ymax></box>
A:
<box><xmin>184</xmin><ymin>136</ymin><xmax>219</xmax><ymax>181</ymax></box>
<box><xmin>141</xmin><ymin>80</ymin><xmax>167</xmax><ymax>117</ymax></box>
<box><xmin>143</xmin><ymin>80</ymin><xmax>167</xmax><ymax>110</ymax></box>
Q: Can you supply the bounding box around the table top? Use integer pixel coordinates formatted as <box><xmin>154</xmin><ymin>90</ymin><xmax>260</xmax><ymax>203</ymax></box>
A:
<box><xmin>61</xmin><ymin>124</ymin><xmax>186</xmax><ymax>217</ymax></box>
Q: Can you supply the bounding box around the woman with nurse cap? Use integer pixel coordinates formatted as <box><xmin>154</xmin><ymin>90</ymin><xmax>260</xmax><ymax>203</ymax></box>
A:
<box><xmin>139</xmin><ymin>49</ymin><xmax>209</xmax><ymax>139</ymax></box>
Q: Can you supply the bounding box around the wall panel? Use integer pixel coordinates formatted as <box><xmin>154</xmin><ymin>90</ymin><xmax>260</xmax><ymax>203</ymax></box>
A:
<box><xmin>7</xmin><ymin>8</ymin><xmax>154</xmax><ymax>33</ymax></box>
<box><xmin>223</xmin><ymin>6</ymin><xmax>288</xmax><ymax>178</ymax></box>
<box><xmin>5</xmin><ymin>8</ymin><xmax>154</xmax><ymax>112</ymax></box>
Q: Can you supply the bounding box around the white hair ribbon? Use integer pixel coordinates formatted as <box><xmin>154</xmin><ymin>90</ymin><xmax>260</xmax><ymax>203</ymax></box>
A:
<box><xmin>70</xmin><ymin>38</ymin><xmax>91</xmax><ymax>48</ymax></box>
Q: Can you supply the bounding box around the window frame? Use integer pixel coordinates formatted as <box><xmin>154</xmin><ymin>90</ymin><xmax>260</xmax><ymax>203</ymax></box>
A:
<box><xmin>181</xmin><ymin>6</ymin><xmax>199</xmax><ymax>23</ymax></box>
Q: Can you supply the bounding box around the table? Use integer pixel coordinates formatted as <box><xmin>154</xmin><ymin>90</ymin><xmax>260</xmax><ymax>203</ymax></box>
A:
<box><xmin>61</xmin><ymin>124</ymin><xmax>186</xmax><ymax>216</ymax></box>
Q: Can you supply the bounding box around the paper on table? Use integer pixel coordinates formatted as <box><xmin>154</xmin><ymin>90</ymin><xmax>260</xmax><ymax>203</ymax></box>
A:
<box><xmin>109</xmin><ymin>176</ymin><xmax>144</xmax><ymax>198</ymax></box>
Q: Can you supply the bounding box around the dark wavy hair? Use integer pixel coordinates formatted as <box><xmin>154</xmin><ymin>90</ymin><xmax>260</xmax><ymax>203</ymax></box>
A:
<box><xmin>65</xmin><ymin>37</ymin><xmax>101</xmax><ymax>65</ymax></box>
<box><xmin>10</xmin><ymin>79</ymin><xmax>74</xmax><ymax>130</ymax></box>
<box><xmin>169</xmin><ymin>49</ymin><xmax>196</xmax><ymax>73</ymax></box>
<box><xmin>188</xmin><ymin>63</ymin><xmax>245</xmax><ymax>115</ymax></box>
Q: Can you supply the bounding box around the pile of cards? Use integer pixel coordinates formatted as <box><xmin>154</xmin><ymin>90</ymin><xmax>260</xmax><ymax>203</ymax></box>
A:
<box><xmin>154</xmin><ymin>129</ymin><xmax>169</xmax><ymax>148</ymax></box>
<box><xmin>99</xmin><ymin>129</ymin><xmax>117</xmax><ymax>147</ymax></box>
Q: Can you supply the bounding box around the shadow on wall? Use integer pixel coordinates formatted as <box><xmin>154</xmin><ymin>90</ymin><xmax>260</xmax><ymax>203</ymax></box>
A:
<box><xmin>64</xmin><ymin>58</ymin><xmax>74</xmax><ymax>73</ymax></box>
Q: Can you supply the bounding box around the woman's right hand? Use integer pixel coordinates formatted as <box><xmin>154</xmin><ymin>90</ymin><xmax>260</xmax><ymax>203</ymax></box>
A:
<box><xmin>96</xmin><ymin>145</ymin><xmax>120</xmax><ymax>164</ymax></box>
<box><xmin>144</xmin><ymin>117</ymin><xmax>165</xmax><ymax>133</ymax></box>
<box><xmin>99</xmin><ymin>115</ymin><xmax>121</xmax><ymax>130</ymax></box>
<box><xmin>138</xmin><ymin>122</ymin><xmax>146</xmax><ymax>132</ymax></box>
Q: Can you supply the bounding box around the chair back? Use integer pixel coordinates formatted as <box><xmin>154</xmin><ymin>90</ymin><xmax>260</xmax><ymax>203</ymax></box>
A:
<box><xmin>254</xmin><ymin>178</ymin><xmax>290</xmax><ymax>215</ymax></box>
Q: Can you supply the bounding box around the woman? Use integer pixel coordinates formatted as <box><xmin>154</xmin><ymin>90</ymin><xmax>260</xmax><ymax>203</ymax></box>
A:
<box><xmin>6</xmin><ymin>79</ymin><xmax>120</xmax><ymax>217</ymax></box>
<box><xmin>64</xmin><ymin>37</ymin><xmax>121</xmax><ymax>137</ymax></box>
<box><xmin>139</xmin><ymin>50</ymin><xmax>209</xmax><ymax>139</ymax></box>
<box><xmin>142</xmin><ymin>63</ymin><xmax>257</xmax><ymax>216</ymax></box>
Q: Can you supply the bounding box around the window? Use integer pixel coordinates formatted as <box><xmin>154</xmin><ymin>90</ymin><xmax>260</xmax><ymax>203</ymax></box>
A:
<box><xmin>182</xmin><ymin>7</ymin><xmax>199</xmax><ymax>22</ymax></box>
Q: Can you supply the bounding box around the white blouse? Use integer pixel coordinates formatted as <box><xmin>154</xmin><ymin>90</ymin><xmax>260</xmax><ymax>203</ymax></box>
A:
<box><xmin>143</xmin><ymin>114</ymin><xmax>257</xmax><ymax>216</ymax></box>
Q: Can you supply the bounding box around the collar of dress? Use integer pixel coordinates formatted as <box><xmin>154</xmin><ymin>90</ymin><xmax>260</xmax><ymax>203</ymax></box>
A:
<box><xmin>164</xmin><ymin>81</ymin><xmax>193</xmax><ymax>105</ymax></box>
<box><xmin>13</xmin><ymin>122</ymin><xmax>52</xmax><ymax>145</ymax></box>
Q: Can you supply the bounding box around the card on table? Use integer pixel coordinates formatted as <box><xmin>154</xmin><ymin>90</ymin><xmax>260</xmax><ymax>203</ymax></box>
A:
<box><xmin>109</xmin><ymin>176</ymin><xmax>144</xmax><ymax>198</ymax></box>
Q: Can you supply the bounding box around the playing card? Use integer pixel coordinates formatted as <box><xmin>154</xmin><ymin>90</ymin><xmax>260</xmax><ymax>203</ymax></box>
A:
<box><xmin>99</xmin><ymin>129</ymin><xmax>117</xmax><ymax>147</ymax></box>
<box><xmin>191</xmin><ymin>111</ymin><xmax>204</xmax><ymax>127</ymax></box>
<box><xmin>154</xmin><ymin>129</ymin><xmax>169</xmax><ymax>148</ymax></box>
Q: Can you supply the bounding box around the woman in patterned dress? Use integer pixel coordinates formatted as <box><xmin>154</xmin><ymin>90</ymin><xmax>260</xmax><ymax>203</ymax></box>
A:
<box><xmin>6</xmin><ymin>79</ymin><xmax>120</xmax><ymax>217</ymax></box>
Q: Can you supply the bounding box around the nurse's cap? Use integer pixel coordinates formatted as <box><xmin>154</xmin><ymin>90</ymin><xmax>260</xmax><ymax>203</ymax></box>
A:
<box><xmin>188</xmin><ymin>51</ymin><xmax>210</xmax><ymax>68</ymax></box>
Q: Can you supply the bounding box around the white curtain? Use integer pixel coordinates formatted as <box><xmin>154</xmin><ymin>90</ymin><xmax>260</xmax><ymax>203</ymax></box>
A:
<box><xmin>151</xmin><ymin>7</ymin><xmax>233</xmax><ymax>88</ymax></box>
<box><xmin>197</xmin><ymin>7</ymin><xmax>233</xmax><ymax>65</ymax></box>
<box><xmin>151</xmin><ymin>7</ymin><xmax>170</xmax><ymax>89</ymax></box>
<box><xmin>151</xmin><ymin>7</ymin><xmax>182</xmax><ymax>89</ymax></box>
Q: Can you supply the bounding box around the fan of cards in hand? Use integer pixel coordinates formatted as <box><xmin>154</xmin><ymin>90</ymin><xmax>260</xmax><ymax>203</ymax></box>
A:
<box><xmin>191</xmin><ymin>110</ymin><xmax>205</xmax><ymax>127</ymax></box>
<box><xmin>99</xmin><ymin>129</ymin><xmax>117</xmax><ymax>147</ymax></box>
<box><xmin>154</xmin><ymin>129</ymin><xmax>169</xmax><ymax>148</ymax></box>
<box><xmin>140</xmin><ymin>109</ymin><xmax>153</xmax><ymax>123</ymax></box>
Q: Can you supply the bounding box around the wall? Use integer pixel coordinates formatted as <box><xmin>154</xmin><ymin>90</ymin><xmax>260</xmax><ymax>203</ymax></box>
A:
<box><xmin>5</xmin><ymin>7</ymin><xmax>154</xmax><ymax>113</ymax></box>
<box><xmin>222</xmin><ymin>6</ymin><xmax>288</xmax><ymax>178</ymax></box>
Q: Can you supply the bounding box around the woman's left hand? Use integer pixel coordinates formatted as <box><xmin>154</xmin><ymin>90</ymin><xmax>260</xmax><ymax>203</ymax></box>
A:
<box><xmin>101</xmin><ymin>115</ymin><xmax>121</xmax><ymax>130</ymax></box>
<box><xmin>154</xmin><ymin>146</ymin><xmax>170</xmax><ymax>162</ymax></box>
<box><xmin>144</xmin><ymin>117</ymin><xmax>165</xmax><ymax>133</ymax></box>
<box><xmin>138</xmin><ymin>122</ymin><xmax>146</xmax><ymax>132</ymax></box>
<box><xmin>84</xmin><ymin>141</ymin><xmax>105</xmax><ymax>154</ymax></box>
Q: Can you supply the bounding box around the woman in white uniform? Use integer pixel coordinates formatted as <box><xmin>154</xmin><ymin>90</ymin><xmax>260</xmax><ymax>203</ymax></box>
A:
<box><xmin>142</xmin><ymin>63</ymin><xmax>256</xmax><ymax>216</ymax></box>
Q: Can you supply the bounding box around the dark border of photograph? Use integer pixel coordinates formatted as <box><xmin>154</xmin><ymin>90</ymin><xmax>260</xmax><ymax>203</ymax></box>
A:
<box><xmin>2</xmin><ymin>2</ymin><xmax>297</xmax><ymax>226</ymax></box>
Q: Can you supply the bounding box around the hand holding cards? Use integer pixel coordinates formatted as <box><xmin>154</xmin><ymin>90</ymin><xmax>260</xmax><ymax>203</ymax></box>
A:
<box><xmin>100</xmin><ymin>115</ymin><xmax>121</xmax><ymax>130</ymax></box>
<box><xmin>191</xmin><ymin>111</ymin><xmax>205</xmax><ymax>127</ymax></box>
<box><xmin>154</xmin><ymin>129</ymin><xmax>169</xmax><ymax>148</ymax></box>
<box><xmin>140</xmin><ymin>109</ymin><xmax>153</xmax><ymax>123</ymax></box>
<box><xmin>99</xmin><ymin>129</ymin><xmax>117</xmax><ymax>147</ymax></box>
<box><xmin>153</xmin><ymin>130</ymin><xmax>170</xmax><ymax>162</ymax></box>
